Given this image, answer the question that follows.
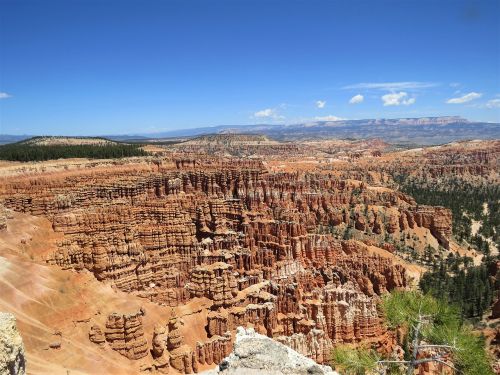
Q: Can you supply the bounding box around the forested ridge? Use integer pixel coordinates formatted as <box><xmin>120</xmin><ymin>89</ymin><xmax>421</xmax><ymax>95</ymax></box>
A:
<box><xmin>394</xmin><ymin>174</ymin><xmax>499</xmax><ymax>251</ymax></box>
<box><xmin>394</xmin><ymin>173</ymin><xmax>499</xmax><ymax>323</ymax></box>
<box><xmin>420</xmin><ymin>255</ymin><xmax>499</xmax><ymax>319</ymax></box>
<box><xmin>0</xmin><ymin>142</ymin><xmax>148</xmax><ymax>161</ymax></box>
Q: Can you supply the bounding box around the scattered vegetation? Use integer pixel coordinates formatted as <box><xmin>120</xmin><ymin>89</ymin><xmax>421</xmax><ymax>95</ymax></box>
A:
<box><xmin>393</xmin><ymin>174</ymin><xmax>499</xmax><ymax>251</ymax></box>
<box><xmin>383</xmin><ymin>291</ymin><xmax>493</xmax><ymax>374</ymax></box>
<box><xmin>331</xmin><ymin>291</ymin><xmax>494</xmax><ymax>374</ymax></box>
<box><xmin>420</xmin><ymin>255</ymin><xmax>499</xmax><ymax>320</ymax></box>
<box><xmin>331</xmin><ymin>345</ymin><xmax>380</xmax><ymax>375</ymax></box>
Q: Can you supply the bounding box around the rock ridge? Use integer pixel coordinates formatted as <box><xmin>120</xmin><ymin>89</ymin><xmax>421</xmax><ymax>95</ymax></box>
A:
<box><xmin>200</xmin><ymin>326</ymin><xmax>338</xmax><ymax>375</ymax></box>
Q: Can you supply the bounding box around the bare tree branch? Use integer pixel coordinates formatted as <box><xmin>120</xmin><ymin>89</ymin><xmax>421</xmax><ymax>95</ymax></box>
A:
<box><xmin>378</xmin><ymin>360</ymin><xmax>410</xmax><ymax>364</ymax></box>
<box><xmin>419</xmin><ymin>344</ymin><xmax>457</xmax><ymax>350</ymax></box>
<box><xmin>375</xmin><ymin>314</ymin><xmax>459</xmax><ymax>375</ymax></box>
<box><xmin>414</xmin><ymin>355</ymin><xmax>445</xmax><ymax>365</ymax></box>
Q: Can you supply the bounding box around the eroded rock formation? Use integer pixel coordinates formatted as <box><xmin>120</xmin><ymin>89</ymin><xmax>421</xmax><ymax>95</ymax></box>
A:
<box><xmin>200</xmin><ymin>326</ymin><xmax>338</xmax><ymax>375</ymax></box>
<box><xmin>88</xmin><ymin>325</ymin><xmax>106</xmax><ymax>347</ymax></box>
<box><xmin>151</xmin><ymin>324</ymin><xmax>170</xmax><ymax>373</ymax></box>
<box><xmin>0</xmin><ymin>204</ymin><xmax>11</xmax><ymax>231</ymax></box>
<box><xmin>104</xmin><ymin>309</ymin><xmax>148</xmax><ymax>360</ymax></box>
<box><xmin>167</xmin><ymin>312</ymin><xmax>197</xmax><ymax>374</ymax></box>
<box><xmin>0</xmin><ymin>153</ymin><xmax>458</xmax><ymax>373</ymax></box>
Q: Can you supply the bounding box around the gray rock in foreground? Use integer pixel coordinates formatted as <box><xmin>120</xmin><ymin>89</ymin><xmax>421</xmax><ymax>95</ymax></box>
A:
<box><xmin>200</xmin><ymin>327</ymin><xmax>338</xmax><ymax>375</ymax></box>
<box><xmin>0</xmin><ymin>312</ymin><xmax>26</xmax><ymax>375</ymax></box>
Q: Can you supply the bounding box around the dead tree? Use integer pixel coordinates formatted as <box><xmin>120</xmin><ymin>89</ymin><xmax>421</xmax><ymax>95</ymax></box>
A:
<box><xmin>377</xmin><ymin>314</ymin><xmax>459</xmax><ymax>374</ymax></box>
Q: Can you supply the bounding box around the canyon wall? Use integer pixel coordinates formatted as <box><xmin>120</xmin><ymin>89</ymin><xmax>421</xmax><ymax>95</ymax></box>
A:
<box><xmin>0</xmin><ymin>156</ymin><xmax>455</xmax><ymax>372</ymax></box>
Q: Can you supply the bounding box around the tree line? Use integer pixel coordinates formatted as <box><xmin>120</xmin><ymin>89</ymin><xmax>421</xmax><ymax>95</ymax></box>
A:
<box><xmin>0</xmin><ymin>143</ymin><xmax>148</xmax><ymax>161</ymax></box>
<box><xmin>419</xmin><ymin>255</ymin><xmax>498</xmax><ymax>320</ymax></box>
<box><xmin>393</xmin><ymin>174</ymin><xmax>499</xmax><ymax>252</ymax></box>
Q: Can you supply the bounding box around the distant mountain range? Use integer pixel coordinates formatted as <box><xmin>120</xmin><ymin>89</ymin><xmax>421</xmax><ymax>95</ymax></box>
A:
<box><xmin>1</xmin><ymin>116</ymin><xmax>499</xmax><ymax>145</ymax></box>
<box><xmin>126</xmin><ymin>116</ymin><xmax>500</xmax><ymax>145</ymax></box>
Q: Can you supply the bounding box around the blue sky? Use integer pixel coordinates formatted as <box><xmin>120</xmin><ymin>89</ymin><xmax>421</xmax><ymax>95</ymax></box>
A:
<box><xmin>0</xmin><ymin>0</ymin><xmax>499</xmax><ymax>135</ymax></box>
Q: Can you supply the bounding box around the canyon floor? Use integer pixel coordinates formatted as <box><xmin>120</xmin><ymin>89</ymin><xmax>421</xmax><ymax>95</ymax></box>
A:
<box><xmin>0</xmin><ymin>137</ymin><xmax>498</xmax><ymax>374</ymax></box>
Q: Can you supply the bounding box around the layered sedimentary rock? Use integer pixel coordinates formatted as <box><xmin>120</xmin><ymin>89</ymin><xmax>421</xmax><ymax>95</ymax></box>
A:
<box><xmin>0</xmin><ymin>154</ymin><xmax>457</xmax><ymax>372</ymax></box>
<box><xmin>167</xmin><ymin>313</ymin><xmax>197</xmax><ymax>374</ymax></box>
<box><xmin>0</xmin><ymin>161</ymin><xmax>431</xmax><ymax>298</ymax></box>
<box><xmin>104</xmin><ymin>309</ymin><xmax>148</xmax><ymax>360</ymax></box>
<box><xmin>186</xmin><ymin>262</ymin><xmax>238</xmax><ymax>309</ymax></box>
<box><xmin>151</xmin><ymin>324</ymin><xmax>170</xmax><ymax>373</ymax></box>
<box><xmin>88</xmin><ymin>325</ymin><xmax>106</xmax><ymax>347</ymax></box>
<box><xmin>196</xmin><ymin>332</ymin><xmax>232</xmax><ymax>367</ymax></box>
<box><xmin>335</xmin><ymin>140</ymin><xmax>500</xmax><ymax>183</ymax></box>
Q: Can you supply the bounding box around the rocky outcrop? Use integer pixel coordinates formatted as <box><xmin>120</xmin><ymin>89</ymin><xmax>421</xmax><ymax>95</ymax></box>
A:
<box><xmin>200</xmin><ymin>327</ymin><xmax>338</xmax><ymax>375</ymax></box>
<box><xmin>0</xmin><ymin>312</ymin><xmax>26</xmax><ymax>375</ymax></box>
<box><xmin>167</xmin><ymin>313</ymin><xmax>197</xmax><ymax>374</ymax></box>
<box><xmin>0</xmin><ymin>205</ymin><xmax>11</xmax><ymax>231</ymax></box>
<box><xmin>88</xmin><ymin>325</ymin><xmax>106</xmax><ymax>347</ymax></box>
<box><xmin>0</xmin><ymin>165</ymin><xmax>418</xmax><ymax>300</ymax></box>
<box><xmin>152</xmin><ymin>324</ymin><xmax>170</xmax><ymax>373</ymax></box>
<box><xmin>412</xmin><ymin>206</ymin><xmax>452</xmax><ymax>249</ymax></box>
<box><xmin>186</xmin><ymin>262</ymin><xmax>238</xmax><ymax>309</ymax></box>
<box><xmin>196</xmin><ymin>332</ymin><xmax>232</xmax><ymax>367</ymax></box>
<box><xmin>104</xmin><ymin>309</ymin><xmax>149</xmax><ymax>360</ymax></box>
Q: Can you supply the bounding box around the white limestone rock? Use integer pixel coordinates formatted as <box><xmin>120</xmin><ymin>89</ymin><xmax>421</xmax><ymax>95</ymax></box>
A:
<box><xmin>200</xmin><ymin>327</ymin><xmax>339</xmax><ymax>375</ymax></box>
<box><xmin>0</xmin><ymin>312</ymin><xmax>26</xmax><ymax>375</ymax></box>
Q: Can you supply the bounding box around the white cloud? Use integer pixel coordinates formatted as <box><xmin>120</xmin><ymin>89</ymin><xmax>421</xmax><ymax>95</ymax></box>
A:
<box><xmin>446</xmin><ymin>92</ymin><xmax>482</xmax><ymax>104</ymax></box>
<box><xmin>314</xmin><ymin>115</ymin><xmax>345</xmax><ymax>121</ymax></box>
<box><xmin>349</xmin><ymin>94</ymin><xmax>364</xmax><ymax>104</ymax></box>
<box><xmin>343</xmin><ymin>81</ymin><xmax>437</xmax><ymax>91</ymax></box>
<box><xmin>253</xmin><ymin>108</ymin><xmax>284</xmax><ymax>120</ymax></box>
<box><xmin>486</xmin><ymin>98</ymin><xmax>500</xmax><ymax>108</ymax></box>
<box><xmin>0</xmin><ymin>92</ymin><xmax>12</xmax><ymax>99</ymax></box>
<box><xmin>449</xmin><ymin>82</ymin><xmax>461</xmax><ymax>88</ymax></box>
<box><xmin>316</xmin><ymin>100</ymin><xmax>326</xmax><ymax>108</ymax></box>
<box><xmin>381</xmin><ymin>92</ymin><xmax>416</xmax><ymax>106</ymax></box>
<box><xmin>254</xmin><ymin>108</ymin><xmax>273</xmax><ymax>117</ymax></box>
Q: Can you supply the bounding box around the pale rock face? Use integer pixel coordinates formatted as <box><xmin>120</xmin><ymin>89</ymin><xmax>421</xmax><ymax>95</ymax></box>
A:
<box><xmin>200</xmin><ymin>327</ymin><xmax>339</xmax><ymax>375</ymax></box>
<box><xmin>0</xmin><ymin>204</ymin><xmax>12</xmax><ymax>231</ymax></box>
<box><xmin>0</xmin><ymin>312</ymin><xmax>26</xmax><ymax>375</ymax></box>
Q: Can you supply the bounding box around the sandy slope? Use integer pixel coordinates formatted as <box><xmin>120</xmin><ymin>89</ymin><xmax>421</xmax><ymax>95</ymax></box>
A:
<box><xmin>0</xmin><ymin>212</ymin><xmax>211</xmax><ymax>374</ymax></box>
